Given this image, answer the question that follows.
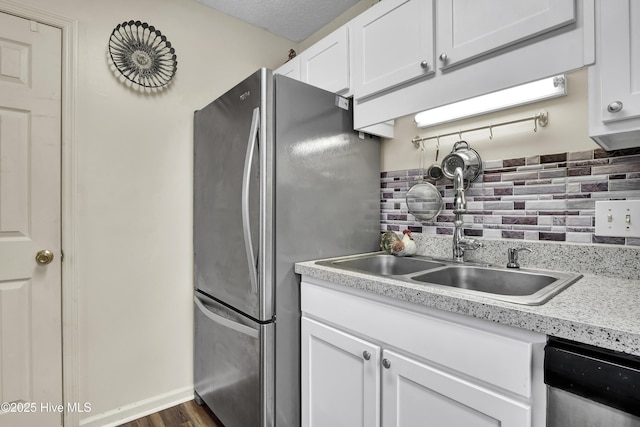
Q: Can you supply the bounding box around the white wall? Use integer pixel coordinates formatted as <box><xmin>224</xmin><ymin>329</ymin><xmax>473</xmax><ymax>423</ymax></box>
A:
<box><xmin>381</xmin><ymin>68</ymin><xmax>600</xmax><ymax>172</ymax></box>
<box><xmin>2</xmin><ymin>0</ymin><xmax>294</xmax><ymax>425</ymax></box>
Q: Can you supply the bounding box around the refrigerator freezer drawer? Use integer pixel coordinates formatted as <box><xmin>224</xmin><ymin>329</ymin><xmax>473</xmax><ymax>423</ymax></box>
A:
<box><xmin>194</xmin><ymin>293</ymin><xmax>274</xmax><ymax>427</ymax></box>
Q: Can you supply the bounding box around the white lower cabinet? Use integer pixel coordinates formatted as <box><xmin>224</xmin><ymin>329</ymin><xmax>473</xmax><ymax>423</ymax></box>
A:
<box><xmin>301</xmin><ymin>277</ymin><xmax>546</xmax><ymax>427</ymax></box>
<box><xmin>302</xmin><ymin>317</ymin><xmax>380</xmax><ymax>427</ymax></box>
<box><xmin>382</xmin><ymin>349</ymin><xmax>530</xmax><ymax>427</ymax></box>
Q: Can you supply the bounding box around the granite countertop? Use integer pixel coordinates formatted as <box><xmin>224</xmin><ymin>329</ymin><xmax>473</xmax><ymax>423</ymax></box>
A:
<box><xmin>295</xmin><ymin>252</ymin><xmax>640</xmax><ymax>356</ymax></box>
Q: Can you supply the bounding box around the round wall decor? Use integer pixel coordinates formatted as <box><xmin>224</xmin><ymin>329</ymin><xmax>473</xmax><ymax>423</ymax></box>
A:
<box><xmin>108</xmin><ymin>20</ymin><xmax>177</xmax><ymax>88</ymax></box>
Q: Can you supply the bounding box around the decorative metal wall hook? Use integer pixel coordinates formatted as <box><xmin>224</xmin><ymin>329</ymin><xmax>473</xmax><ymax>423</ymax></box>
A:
<box><xmin>536</xmin><ymin>111</ymin><xmax>549</xmax><ymax>127</ymax></box>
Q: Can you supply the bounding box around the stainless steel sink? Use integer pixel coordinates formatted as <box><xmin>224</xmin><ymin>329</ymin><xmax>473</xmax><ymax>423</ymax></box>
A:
<box><xmin>410</xmin><ymin>265</ymin><xmax>581</xmax><ymax>305</ymax></box>
<box><xmin>412</xmin><ymin>266</ymin><xmax>556</xmax><ymax>296</ymax></box>
<box><xmin>317</xmin><ymin>252</ymin><xmax>581</xmax><ymax>305</ymax></box>
<box><xmin>316</xmin><ymin>253</ymin><xmax>444</xmax><ymax>276</ymax></box>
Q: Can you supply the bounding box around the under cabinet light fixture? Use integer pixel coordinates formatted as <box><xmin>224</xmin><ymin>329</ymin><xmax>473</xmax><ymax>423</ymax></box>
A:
<box><xmin>414</xmin><ymin>74</ymin><xmax>567</xmax><ymax>128</ymax></box>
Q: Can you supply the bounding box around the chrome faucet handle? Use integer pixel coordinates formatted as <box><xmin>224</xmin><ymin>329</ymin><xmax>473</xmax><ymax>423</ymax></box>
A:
<box><xmin>507</xmin><ymin>247</ymin><xmax>532</xmax><ymax>269</ymax></box>
<box><xmin>460</xmin><ymin>238</ymin><xmax>483</xmax><ymax>250</ymax></box>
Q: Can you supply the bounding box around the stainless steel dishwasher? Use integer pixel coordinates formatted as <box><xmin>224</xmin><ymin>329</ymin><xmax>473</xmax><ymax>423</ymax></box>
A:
<box><xmin>545</xmin><ymin>337</ymin><xmax>640</xmax><ymax>426</ymax></box>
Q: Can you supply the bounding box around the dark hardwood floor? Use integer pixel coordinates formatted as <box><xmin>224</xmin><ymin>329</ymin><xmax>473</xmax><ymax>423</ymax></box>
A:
<box><xmin>118</xmin><ymin>400</ymin><xmax>223</xmax><ymax>427</ymax></box>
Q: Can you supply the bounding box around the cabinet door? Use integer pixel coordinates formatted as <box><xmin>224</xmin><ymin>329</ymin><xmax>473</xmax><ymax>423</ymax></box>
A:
<box><xmin>274</xmin><ymin>57</ymin><xmax>300</xmax><ymax>80</ymax></box>
<box><xmin>437</xmin><ymin>0</ymin><xmax>576</xmax><ymax>69</ymax></box>
<box><xmin>300</xmin><ymin>26</ymin><xmax>350</xmax><ymax>95</ymax></box>
<box><xmin>596</xmin><ymin>0</ymin><xmax>640</xmax><ymax>123</ymax></box>
<box><xmin>301</xmin><ymin>317</ymin><xmax>381</xmax><ymax>427</ymax></box>
<box><xmin>588</xmin><ymin>0</ymin><xmax>640</xmax><ymax>149</ymax></box>
<box><xmin>381</xmin><ymin>349</ymin><xmax>531</xmax><ymax>427</ymax></box>
<box><xmin>352</xmin><ymin>0</ymin><xmax>434</xmax><ymax>99</ymax></box>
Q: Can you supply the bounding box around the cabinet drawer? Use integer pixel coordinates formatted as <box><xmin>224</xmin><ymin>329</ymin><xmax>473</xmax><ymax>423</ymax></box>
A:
<box><xmin>302</xmin><ymin>279</ymin><xmax>545</xmax><ymax>397</ymax></box>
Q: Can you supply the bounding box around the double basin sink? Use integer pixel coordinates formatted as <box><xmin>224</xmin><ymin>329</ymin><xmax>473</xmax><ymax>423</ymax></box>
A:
<box><xmin>316</xmin><ymin>253</ymin><xmax>582</xmax><ymax>305</ymax></box>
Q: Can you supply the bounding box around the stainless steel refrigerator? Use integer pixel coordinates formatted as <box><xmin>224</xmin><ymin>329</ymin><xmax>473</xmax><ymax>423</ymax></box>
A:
<box><xmin>193</xmin><ymin>68</ymin><xmax>380</xmax><ymax>427</ymax></box>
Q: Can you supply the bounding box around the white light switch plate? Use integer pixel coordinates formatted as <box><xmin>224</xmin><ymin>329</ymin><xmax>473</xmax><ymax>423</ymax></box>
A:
<box><xmin>595</xmin><ymin>200</ymin><xmax>640</xmax><ymax>238</ymax></box>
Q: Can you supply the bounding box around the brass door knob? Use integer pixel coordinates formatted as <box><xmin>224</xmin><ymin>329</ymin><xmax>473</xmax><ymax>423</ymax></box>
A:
<box><xmin>35</xmin><ymin>250</ymin><xmax>54</xmax><ymax>265</ymax></box>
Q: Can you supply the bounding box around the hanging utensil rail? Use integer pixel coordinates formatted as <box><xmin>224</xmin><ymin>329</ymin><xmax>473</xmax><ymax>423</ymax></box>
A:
<box><xmin>411</xmin><ymin>111</ymin><xmax>548</xmax><ymax>149</ymax></box>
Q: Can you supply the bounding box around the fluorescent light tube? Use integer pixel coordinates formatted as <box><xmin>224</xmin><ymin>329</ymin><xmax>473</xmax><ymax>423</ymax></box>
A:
<box><xmin>414</xmin><ymin>75</ymin><xmax>567</xmax><ymax>128</ymax></box>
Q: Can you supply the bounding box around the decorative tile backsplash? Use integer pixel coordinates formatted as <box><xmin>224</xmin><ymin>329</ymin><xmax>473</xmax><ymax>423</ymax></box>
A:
<box><xmin>381</xmin><ymin>147</ymin><xmax>640</xmax><ymax>246</ymax></box>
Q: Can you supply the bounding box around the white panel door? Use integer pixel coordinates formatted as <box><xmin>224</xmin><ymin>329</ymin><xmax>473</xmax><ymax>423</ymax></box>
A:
<box><xmin>437</xmin><ymin>0</ymin><xmax>576</xmax><ymax>69</ymax></box>
<box><xmin>301</xmin><ymin>317</ymin><xmax>380</xmax><ymax>427</ymax></box>
<box><xmin>0</xmin><ymin>11</ymin><xmax>62</xmax><ymax>427</ymax></box>
<box><xmin>352</xmin><ymin>0</ymin><xmax>434</xmax><ymax>99</ymax></box>
<box><xmin>274</xmin><ymin>57</ymin><xmax>301</xmax><ymax>80</ymax></box>
<box><xmin>382</xmin><ymin>349</ymin><xmax>531</xmax><ymax>427</ymax></box>
<box><xmin>300</xmin><ymin>26</ymin><xmax>350</xmax><ymax>95</ymax></box>
<box><xmin>598</xmin><ymin>0</ymin><xmax>640</xmax><ymax>123</ymax></box>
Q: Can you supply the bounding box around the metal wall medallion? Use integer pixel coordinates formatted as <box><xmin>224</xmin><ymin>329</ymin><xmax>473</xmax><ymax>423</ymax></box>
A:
<box><xmin>108</xmin><ymin>20</ymin><xmax>177</xmax><ymax>88</ymax></box>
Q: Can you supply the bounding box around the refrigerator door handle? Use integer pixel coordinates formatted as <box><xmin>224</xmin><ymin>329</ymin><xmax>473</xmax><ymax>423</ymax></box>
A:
<box><xmin>194</xmin><ymin>295</ymin><xmax>259</xmax><ymax>339</ymax></box>
<box><xmin>242</xmin><ymin>107</ymin><xmax>260</xmax><ymax>295</ymax></box>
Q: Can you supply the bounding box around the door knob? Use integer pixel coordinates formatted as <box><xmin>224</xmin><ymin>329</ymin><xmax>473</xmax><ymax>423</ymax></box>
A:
<box><xmin>363</xmin><ymin>351</ymin><xmax>371</xmax><ymax>360</ymax></box>
<box><xmin>382</xmin><ymin>358</ymin><xmax>391</xmax><ymax>369</ymax></box>
<box><xmin>35</xmin><ymin>250</ymin><xmax>54</xmax><ymax>265</ymax></box>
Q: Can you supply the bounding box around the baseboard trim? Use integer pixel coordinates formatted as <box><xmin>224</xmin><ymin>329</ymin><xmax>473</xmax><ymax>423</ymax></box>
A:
<box><xmin>79</xmin><ymin>386</ymin><xmax>194</xmax><ymax>427</ymax></box>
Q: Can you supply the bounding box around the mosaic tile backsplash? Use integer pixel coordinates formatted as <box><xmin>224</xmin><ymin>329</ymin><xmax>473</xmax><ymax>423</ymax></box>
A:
<box><xmin>381</xmin><ymin>147</ymin><xmax>640</xmax><ymax>246</ymax></box>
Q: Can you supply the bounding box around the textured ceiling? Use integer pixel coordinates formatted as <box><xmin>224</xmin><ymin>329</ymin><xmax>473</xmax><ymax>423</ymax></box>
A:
<box><xmin>195</xmin><ymin>0</ymin><xmax>361</xmax><ymax>42</ymax></box>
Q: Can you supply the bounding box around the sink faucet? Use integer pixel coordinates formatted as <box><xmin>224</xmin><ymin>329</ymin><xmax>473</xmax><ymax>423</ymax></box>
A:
<box><xmin>452</xmin><ymin>167</ymin><xmax>483</xmax><ymax>262</ymax></box>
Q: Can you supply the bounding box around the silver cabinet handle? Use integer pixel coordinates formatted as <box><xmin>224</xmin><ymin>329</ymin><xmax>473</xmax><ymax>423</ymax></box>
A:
<box><xmin>382</xmin><ymin>358</ymin><xmax>391</xmax><ymax>369</ymax></box>
<box><xmin>439</xmin><ymin>53</ymin><xmax>448</xmax><ymax>62</ymax></box>
<box><xmin>363</xmin><ymin>351</ymin><xmax>371</xmax><ymax>360</ymax></box>
<box><xmin>420</xmin><ymin>60</ymin><xmax>429</xmax><ymax>69</ymax></box>
<box><xmin>607</xmin><ymin>101</ymin><xmax>623</xmax><ymax>113</ymax></box>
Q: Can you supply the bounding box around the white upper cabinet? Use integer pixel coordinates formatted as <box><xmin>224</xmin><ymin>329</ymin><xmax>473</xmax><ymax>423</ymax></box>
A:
<box><xmin>300</xmin><ymin>26</ymin><xmax>351</xmax><ymax>95</ymax></box>
<box><xmin>274</xmin><ymin>24</ymin><xmax>396</xmax><ymax>139</ymax></box>
<box><xmin>353</xmin><ymin>0</ymin><xmax>594</xmax><ymax>130</ymax></box>
<box><xmin>275</xmin><ymin>26</ymin><xmax>350</xmax><ymax>96</ymax></box>
<box><xmin>274</xmin><ymin>57</ymin><xmax>300</xmax><ymax>80</ymax></box>
<box><xmin>437</xmin><ymin>0</ymin><xmax>576</xmax><ymax>69</ymax></box>
<box><xmin>352</xmin><ymin>0</ymin><xmax>435</xmax><ymax>100</ymax></box>
<box><xmin>589</xmin><ymin>0</ymin><xmax>640</xmax><ymax>149</ymax></box>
